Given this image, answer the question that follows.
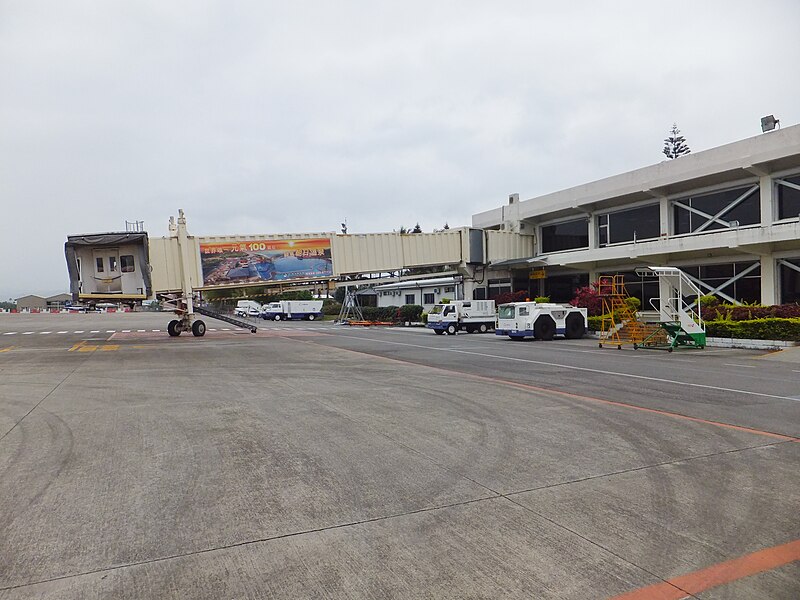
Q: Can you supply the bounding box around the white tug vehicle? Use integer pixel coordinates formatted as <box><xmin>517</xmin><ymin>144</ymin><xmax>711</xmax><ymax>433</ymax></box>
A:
<box><xmin>496</xmin><ymin>301</ymin><xmax>587</xmax><ymax>341</ymax></box>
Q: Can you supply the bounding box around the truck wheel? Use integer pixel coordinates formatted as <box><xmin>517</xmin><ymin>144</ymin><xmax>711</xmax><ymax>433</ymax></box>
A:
<box><xmin>167</xmin><ymin>320</ymin><xmax>182</xmax><ymax>337</ymax></box>
<box><xmin>534</xmin><ymin>316</ymin><xmax>556</xmax><ymax>341</ymax></box>
<box><xmin>192</xmin><ymin>320</ymin><xmax>206</xmax><ymax>337</ymax></box>
<box><xmin>434</xmin><ymin>329</ymin><xmax>445</xmax><ymax>335</ymax></box>
<box><xmin>274</xmin><ymin>314</ymin><xmax>282</xmax><ymax>321</ymax></box>
<box><xmin>307</xmin><ymin>314</ymin><xmax>316</xmax><ymax>321</ymax></box>
<box><xmin>446</xmin><ymin>324</ymin><xmax>457</xmax><ymax>335</ymax></box>
<box><xmin>479</xmin><ymin>323</ymin><xmax>488</xmax><ymax>333</ymax></box>
<box><xmin>564</xmin><ymin>313</ymin><xmax>585</xmax><ymax>339</ymax></box>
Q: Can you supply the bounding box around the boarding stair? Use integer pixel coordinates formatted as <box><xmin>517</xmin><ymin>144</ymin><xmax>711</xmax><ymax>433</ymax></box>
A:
<box><xmin>597</xmin><ymin>275</ymin><xmax>648</xmax><ymax>349</ymax></box>
<box><xmin>635</xmin><ymin>267</ymin><xmax>705</xmax><ymax>351</ymax></box>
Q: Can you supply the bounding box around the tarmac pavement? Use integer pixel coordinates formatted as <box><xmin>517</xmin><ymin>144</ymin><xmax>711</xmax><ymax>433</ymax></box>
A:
<box><xmin>0</xmin><ymin>313</ymin><xmax>798</xmax><ymax>599</ymax></box>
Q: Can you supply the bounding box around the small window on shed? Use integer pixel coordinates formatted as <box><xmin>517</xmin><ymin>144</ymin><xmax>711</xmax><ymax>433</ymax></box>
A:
<box><xmin>120</xmin><ymin>255</ymin><xmax>135</xmax><ymax>273</ymax></box>
<box><xmin>96</xmin><ymin>257</ymin><xmax>104</xmax><ymax>273</ymax></box>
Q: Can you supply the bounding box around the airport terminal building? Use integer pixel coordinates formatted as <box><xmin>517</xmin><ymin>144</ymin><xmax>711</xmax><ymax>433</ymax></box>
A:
<box><xmin>473</xmin><ymin>124</ymin><xmax>800</xmax><ymax>307</ymax></box>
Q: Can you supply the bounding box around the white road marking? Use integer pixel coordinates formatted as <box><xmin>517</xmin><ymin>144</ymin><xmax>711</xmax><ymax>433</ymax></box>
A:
<box><xmin>137</xmin><ymin>329</ymin><xmax>146</xmax><ymax>332</ymax></box>
<box><xmin>222</xmin><ymin>328</ymin><xmax>230</xmax><ymax>331</ymax></box>
<box><xmin>122</xmin><ymin>330</ymin><xmax>131</xmax><ymax>333</ymax></box>
<box><xmin>57</xmin><ymin>331</ymin><xmax>68</xmax><ymax>334</ymax></box>
<box><xmin>724</xmin><ymin>363</ymin><xmax>757</xmax><ymax>369</ymax></box>
<box><xmin>793</xmin><ymin>370</ymin><xmax>800</xmax><ymax>374</ymax></box>
<box><xmin>74</xmin><ymin>330</ymin><xmax>84</xmax><ymax>333</ymax></box>
<box><xmin>3</xmin><ymin>332</ymin><xmax>17</xmax><ymax>335</ymax></box>
<box><xmin>22</xmin><ymin>332</ymin><xmax>34</xmax><ymax>335</ymax></box>
<box><xmin>39</xmin><ymin>331</ymin><xmax>52</xmax><ymax>334</ymax></box>
<box><xmin>343</xmin><ymin>334</ymin><xmax>800</xmax><ymax>403</ymax></box>
<box><xmin>106</xmin><ymin>330</ymin><xmax>115</xmax><ymax>333</ymax></box>
<box><xmin>209</xmin><ymin>328</ymin><xmax>217</xmax><ymax>331</ymax></box>
<box><xmin>152</xmin><ymin>329</ymin><xmax>161</xmax><ymax>332</ymax></box>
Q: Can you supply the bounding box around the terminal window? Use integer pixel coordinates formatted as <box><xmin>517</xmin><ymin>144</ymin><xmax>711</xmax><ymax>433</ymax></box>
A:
<box><xmin>598</xmin><ymin>204</ymin><xmax>660</xmax><ymax>246</ymax></box>
<box><xmin>541</xmin><ymin>219</ymin><xmax>589</xmax><ymax>253</ymax></box>
<box><xmin>777</xmin><ymin>174</ymin><xmax>800</xmax><ymax>220</ymax></box>
<box><xmin>673</xmin><ymin>184</ymin><xmax>760</xmax><ymax>234</ymax></box>
<box><xmin>423</xmin><ymin>293</ymin><xmax>435</xmax><ymax>304</ymax></box>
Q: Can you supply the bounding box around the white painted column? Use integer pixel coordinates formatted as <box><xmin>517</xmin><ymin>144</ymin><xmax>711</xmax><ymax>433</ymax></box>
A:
<box><xmin>587</xmin><ymin>214</ymin><xmax>598</xmax><ymax>249</ymax></box>
<box><xmin>658</xmin><ymin>197</ymin><xmax>671</xmax><ymax>236</ymax></box>
<box><xmin>760</xmin><ymin>255</ymin><xmax>777</xmax><ymax>305</ymax></box>
<box><xmin>760</xmin><ymin>175</ymin><xmax>774</xmax><ymax>227</ymax></box>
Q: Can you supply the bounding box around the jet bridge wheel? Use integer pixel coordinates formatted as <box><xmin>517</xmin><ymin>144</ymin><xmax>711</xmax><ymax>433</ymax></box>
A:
<box><xmin>167</xmin><ymin>319</ymin><xmax>182</xmax><ymax>337</ymax></box>
<box><xmin>192</xmin><ymin>320</ymin><xmax>206</xmax><ymax>337</ymax></box>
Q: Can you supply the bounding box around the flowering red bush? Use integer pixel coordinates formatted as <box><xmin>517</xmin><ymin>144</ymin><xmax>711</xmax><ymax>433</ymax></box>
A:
<box><xmin>570</xmin><ymin>283</ymin><xmax>603</xmax><ymax>316</ymax></box>
<box><xmin>491</xmin><ymin>290</ymin><xmax>529</xmax><ymax>305</ymax></box>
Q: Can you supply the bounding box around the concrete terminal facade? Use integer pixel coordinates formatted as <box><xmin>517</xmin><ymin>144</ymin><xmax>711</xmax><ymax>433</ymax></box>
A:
<box><xmin>473</xmin><ymin>125</ymin><xmax>800</xmax><ymax>306</ymax></box>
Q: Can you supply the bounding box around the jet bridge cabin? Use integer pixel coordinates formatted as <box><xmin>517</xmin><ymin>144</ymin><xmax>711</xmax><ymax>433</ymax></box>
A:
<box><xmin>65</xmin><ymin>232</ymin><xmax>152</xmax><ymax>306</ymax></box>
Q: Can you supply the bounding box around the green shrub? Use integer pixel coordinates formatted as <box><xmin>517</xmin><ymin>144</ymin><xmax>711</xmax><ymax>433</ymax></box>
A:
<box><xmin>699</xmin><ymin>294</ymin><xmax>718</xmax><ymax>307</ymax></box>
<box><xmin>399</xmin><ymin>304</ymin><xmax>424</xmax><ymax>323</ymax></box>
<box><xmin>705</xmin><ymin>318</ymin><xmax>800</xmax><ymax>341</ymax></box>
<box><xmin>587</xmin><ymin>315</ymin><xmax>604</xmax><ymax>331</ymax></box>
<box><xmin>624</xmin><ymin>297</ymin><xmax>641</xmax><ymax>311</ymax></box>
<box><xmin>534</xmin><ymin>296</ymin><xmax>550</xmax><ymax>303</ymax></box>
<box><xmin>440</xmin><ymin>298</ymin><xmax>451</xmax><ymax>304</ymax></box>
<box><xmin>421</xmin><ymin>312</ymin><xmax>428</xmax><ymax>324</ymax></box>
<box><xmin>322</xmin><ymin>301</ymin><xmax>342</xmax><ymax>316</ymax></box>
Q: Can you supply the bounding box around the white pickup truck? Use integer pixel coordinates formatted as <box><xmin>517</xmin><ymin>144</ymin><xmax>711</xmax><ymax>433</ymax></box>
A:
<box><xmin>426</xmin><ymin>300</ymin><xmax>496</xmax><ymax>335</ymax></box>
<box><xmin>234</xmin><ymin>300</ymin><xmax>262</xmax><ymax>317</ymax></box>
<box><xmin>496</xmin><ymin>301</ymin><xmax>587</xmax><ymax>341</ymax></box>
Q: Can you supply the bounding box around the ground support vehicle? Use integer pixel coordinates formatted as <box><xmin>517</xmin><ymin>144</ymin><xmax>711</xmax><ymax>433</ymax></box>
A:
<box><xmin>262</xmin><ymin>300</ymin><xmax>324</xmax><ymax>321</ymax></box>
<box><xmin>426</xmin><ymin>300</ymin><xmax>496</xmax><ymax>335</ymax></box>
<box><xmin>234</xmin><ymin>300</ymin><xmax>262</xmax><ymax>317</ymax></box>
<box><xmin>496</xmin><ymin>302</ymin><xmax>587</xmax><ymax>341</ymax></box>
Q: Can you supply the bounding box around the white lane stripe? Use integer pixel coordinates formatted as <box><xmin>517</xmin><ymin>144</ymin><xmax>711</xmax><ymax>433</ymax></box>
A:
<box><xmin>90</xmin><ymin>330</ymin><xmax>99</xmax><ymax>333</ymax></box>
<box><xmin>39</xmin><ymin>331</ymin><xmax>52</xmax><ymax>334</ymax></box>
<box><xmin>74</xmin><ymin>330</ymin><xmax>84</xmax><ymax>333</ymax></box>
<box><xmin>3</xmin><ymin>332</ymin><xmax>17</xmax><ymax>335</ymax></box>
<box><xmin>152</xmin><ymin>329</ymin><xmax>161</xmax><ymax>332</ymax></box>
<box><xmin>345</xmin><ymin>334</ymin><xmax>800</xmax><ymax>403</ymax></box>
<box><xmin>209</xmin><ymin>328</ymin><xmax>217</xmax><ymax>331</ymax></box>
<box><xmin>724</xmin><ymin>363</ymin><xmax>757</xmax><ymax>369</ymax></box>
<box><xmin>122</xmin><ymin>330</ymin><xmax>131</xmax><ymax>333</ymax></box>
<box><xmin>22</xmin><ymin>332</ymin><xmax>34</xmax><ymax>335</ymax></box>
<box><xmin>106</xmin><ymin>330</ymin><xmax>115</xmax><ymax>333</ymax></box>
<box><xmin>222</xmin><ymin>328</ymin><xmax>230</xmax><ymax>331</ymax></box>
<box><xmin>137</xmin><ymin>329</ymin><xmax>146</xmax><ymax>332</ymax></box>
<box><xmin>57</xmin><ymin>331</ymin><xmax>68</xmax><ymax>334</ymax></box>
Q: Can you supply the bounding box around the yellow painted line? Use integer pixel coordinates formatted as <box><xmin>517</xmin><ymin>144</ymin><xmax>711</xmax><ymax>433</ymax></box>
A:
<box><xmin>68</xmin><ymin>341</ymin><xmax>86</xmax><ymax>352</ymax></box>
<box><xmin>78</xmin><ymin>345</ymin><xmax>98</xmax><ymax>352</ymax></box>
<box><xmin>0</xmin><ymin>346</ymin><xmax>14</xmax><ymax>353</ymax></box>
<box><xmin>99</xmin><ymin>345</ymin><xmax>120</xmax><ymax>352</ymax></box>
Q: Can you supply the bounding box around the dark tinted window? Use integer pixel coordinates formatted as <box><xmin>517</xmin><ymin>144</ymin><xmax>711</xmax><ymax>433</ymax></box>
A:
<box><xmin>423</xmin><ymin>293</ymin><xmax>434</xmax><ymax>304</ymax></box>
<box><xmin>601</xmin><ymin>204</ymin><xmax>660</xmax><ymax>245</ymax></box>
<box><xmin>673</xmin><ymin>185</ymin><xmax>760</xmax><ymax>234</ymax></box>
<box><xmin>545</xmin><ymin>273</ymin><xmax>589</xmax><ymax>303</ymax></box>
<box><xmin>777</xmin><ymin>175</ymin><xmax>800</xmax><ymax>220</ymax></box>
<box><xmin>541</xmin><ymin>219</ymin><xmax>589</xmax><ymax>252</ymax></box>
<box><xmin>780</xmin><ymin>259</ymin><xmax>800</xmax><ymax>303</ymax></box>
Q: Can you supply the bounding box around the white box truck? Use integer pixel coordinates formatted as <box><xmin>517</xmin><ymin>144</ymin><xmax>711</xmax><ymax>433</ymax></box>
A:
<box><xmin>261</xmin><ymin>300</ymin><xmax>324</xmax><ymax>321</ymax></box>
<box><xmin>234</xmin><ymin>300</ymin><xmax>262</xmax><ymax>317</ymax></box>
<box><xmin>426</xmin><ymin>300</ymin><xmax>496</xmax><ymax>335</ymax></box>
<box><xmin>496</xmin><ymin>301</ymin><xmax>587</xmax><ymax>341</ymax></box>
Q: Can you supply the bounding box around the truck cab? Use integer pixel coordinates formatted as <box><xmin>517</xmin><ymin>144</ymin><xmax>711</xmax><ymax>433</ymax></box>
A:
<box><xmin>234</xmin><ymin>300</ymin><xmax>262</xmax><ymax>317</ymax></box>
<box><xmin>496</xmin><ymin>301</ymin><xmax>587</xmax><ymax>341</ymax></box>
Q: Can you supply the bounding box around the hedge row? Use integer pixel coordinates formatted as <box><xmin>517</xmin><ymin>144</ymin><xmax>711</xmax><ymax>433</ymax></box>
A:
<box><xmin>588</xmin><ymin>316</ymin><xmax>800</xmax><ymax>341</ymax></box>
<box><xmin>701</xmin><ymin>303</ymin><xmax>800</xmax><ymax>321</ymax></box>
<box><xmin>357</xmin><ymin>305</ymin><xmax>424</xmax><ymax>323</ymax></box>
<box><xmin>705</xmin><ymin>318</ymin><xmax>800</xmax><ymax>341</ymax></box>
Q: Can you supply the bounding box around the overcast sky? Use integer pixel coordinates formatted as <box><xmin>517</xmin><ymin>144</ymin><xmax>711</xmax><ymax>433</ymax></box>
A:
<box><xmin>1</xmin><ymin>1</ymin><xmax>799</xmax><ymax>299</ymax></box>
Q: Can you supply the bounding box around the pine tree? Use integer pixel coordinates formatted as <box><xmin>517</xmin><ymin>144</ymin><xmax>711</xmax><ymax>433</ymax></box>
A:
<box><xmin>662</xmin><ymin>123</ymin><xmax>691</xmax><ymax>159</ymax></box>
<box><xmin>663</xmin><ymin>123</ymin><xmax>690</xmax><ymax>159</ymax></box>
<box><xmin>412</xmin><ymin>223</ymin><xmax>422</xmax><ymax>233</ymax></box>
